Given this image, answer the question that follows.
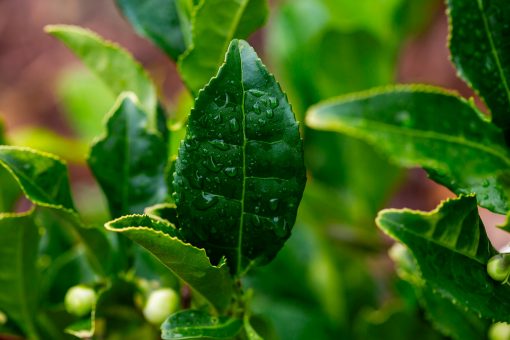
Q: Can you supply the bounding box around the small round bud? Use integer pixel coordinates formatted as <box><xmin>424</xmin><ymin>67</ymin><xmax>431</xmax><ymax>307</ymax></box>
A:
<box><xmin>487</xmin><ymin>254</ymin><xmax>510</xmax><ymax>282</ymax></box>
<box><xmin>65</xmin><ymin>285</ymin><xmax>97</xmax><ymax>317</ymax></box>
<box><xmin>0</xmin><ymin>310</ymin><xmax>7</xmax><ymax>325</ymax></box>
<box><xmin>143</xmin><ymin>288</ymin><xmax>180</xmax><ymax>325</ymax></box>
<box><xmin>489</xmin><ymin>322</ymin><xmax>510</xmax><ymax>340</ymax></box>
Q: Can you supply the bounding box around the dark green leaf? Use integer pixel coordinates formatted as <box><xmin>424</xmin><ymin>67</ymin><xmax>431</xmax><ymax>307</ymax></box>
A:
<box><xmin>0</xmin><ymin>210</ymin><xmax>40</xmax><ymax>340</ymax></box>
<box><xmin>105</xmin><ymin>214</ymin><xmax>233</xmax><ymax>312</ymax></box>
<box><xmin>161</xmin><ymin>310</ymin><xmax>242</xmax><ymax>339</ymax></box>
<box><xmin>45</xmin><ymin>25</ymin><xmax>158</xmax><ymax>127</ymax></box>
<box><xmin>88</xmin><ymin>93</ymin><xmax>168</xmax><ymax>218</ymax></box>
<box><xmin>376</xmin><ymin>195</ymin><xmax>510</xmax><ymax>323</ymax></box>
<box><xmin>116</xmin><ymin>0</ymin><xmax>187</xmax><ymax>60</ymax></box>
<box><xmin>306</xmin><ymin>86</ymin><xmax>510</xmax><ymax>214</ymax></box>
<box><xmin>447</xmin><ymin>0</ymin><xmax>510</xmax><ymax>131</ymax></box>
<box><xmin>178</xmin><ymin>0</ymin><xmax>269</xmax><ymax>95</ymax></box>
<box><xmin>174</xmin><ymin>39</ymin><xmax>307</xmax><ymax>274</ymax></box>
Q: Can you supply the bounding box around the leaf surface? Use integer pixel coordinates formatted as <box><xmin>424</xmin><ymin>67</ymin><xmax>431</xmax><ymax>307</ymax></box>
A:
<box><xmin>376</xmin><ymin>195</ymin><xmax>510</xmax><ymax>323</ymax></box>
<box><xmin>88</xmin><ymin>93</ymin><xmax>167</xmax><ymax>218</ymax></box>
<box><xmin>45</xmin><ymin>25</ymin><xmax>158</xmax><ymax>126</ymax></box>
<box><xmin>161</xmin><ymin>310</ymin><xmax>242</xmax><ymax>339</ymax></box>
<box><xmin>174</xmin><ymin>39</ymin><xmax>306</xmax><ymax>274</ymax></box>
<box><xmin>0</xmin><ymin>211</ymin><xmax>40</xmax><ymax>340</ymax></box>
<box><xmin>105</xmin><ymin>214</ymin><xmax>233</xmax><ymax>312</ymax></box>
<box><xmin>178</xmin><ymin>0</ymin><xmax>269</xmax><ymax>95</ymax></box>
<box><xmin>447</xmin><ymin>0</ymin><xmax>510</xmax><ymax>131</ymax></box>
<box><xmin>306</xmin><ymin>86</ymin><xmax>510</xmax><ymax>214</ymax></box>
<box><xmin>116</xmin><ymin>0</ymin><xmax>187</xmax><ymax>60</ymax></box>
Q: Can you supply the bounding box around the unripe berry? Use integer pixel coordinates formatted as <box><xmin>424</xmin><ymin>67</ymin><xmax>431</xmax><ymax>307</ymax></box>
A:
<box><xmin>143</xmin><ymin>288</ymin><xmax>180</xmax><ymax>325</ymax></box>
<box><xmin>65</xmin><ymin>285</ymin><xmax>97</xmax><ymax>317</ymax></box>
<box><xmin>487</xmin><ymin>254</ymin><xmax>510</xmax><ymax>282</ymax></box>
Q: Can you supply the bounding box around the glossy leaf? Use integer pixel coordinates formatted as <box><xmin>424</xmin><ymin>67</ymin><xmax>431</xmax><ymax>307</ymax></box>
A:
<box><xmin>0</xmin><ymin>211</ymin><xmax>40</xmax><ymax>340</ymax></box>
<box><xmin>88</xmin><ymin>93</ymin><xmax>167</xmax><ymax>218</ymax></box>
<box><xmin>306</xmin><ymin>86</ymin><xmax>510</xmax><ymax>214</ymax></box>
<box><xmin>105</xmin><ymin>214</ymin><xmax>233</xmax><ymax>312</ymax></box>
<box><xmin>45</xmin><ymin>25</ymin><xmax>158</xmax><ymax>126</ymax></box>
<box><xmin>161</xmin><ymin>310</ymin><xmax>242</xmax><ymax>339</ymax></box>
<box><xmin>178</xmin><ymin>0</ymin><xmax>269</xmax><ymax>95</ymax></box>
<box><xmin>447</xmin><ymin>0</ymin><xmax>510</xmax><ymax>131</ymax></box>
<box><xmin>174</xmin><ymin>39</ymin><xmax>307</xmax><ymax>274</ymax></box>
<box><xmin>116</xmin><ymin>0</ymin><xmax>186</xmax><ymax>60</ymax></box>
<box><xmin>376</xmin><ymin>195</ymin><xmax>510</xmax><ymax>323</ymax></box>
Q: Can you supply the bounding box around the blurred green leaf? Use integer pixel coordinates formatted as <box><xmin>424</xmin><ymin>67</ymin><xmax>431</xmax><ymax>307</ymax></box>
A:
<box><xmin>105</xmin><ymin>214</ymin><xmax>233</xmax><ymax>313</ymax></box>
<box><xmin>45</xmin><ymin>25</ymin><xmax>158</xmax><ymax>127</ymax></box>
<box><xmin>174</xmin><ymin>40</ymin><xmax>306</xmax><ymax>275</ymax></box>
<box><xmin>178</xmin><ymin>0</ymin><xmax>269</xmax><ymax>95</ymax></box>
<box><xmin>377</xmin><ymin>195</ymin><xmax>510</xmax><ymax>323</ymax></box>
<box><xmin>448</xmin><ymin>0</ymin><xmax>510</xmax><ymax>131</ymax></box>
<box><xmin>88</xmin><ymin>93</ymin><xmax>168</xmax><ymax>218</ymax></box>
<box><xmin>0</xmin><ymin>210</ymin><xmax>40</xmax><ymax>340</ymax></box>
<box><xmin>161</xmin><ymin>310</ymin><xmax>242</xmax><ymax>339</ymax></box>
<box><xmin>307</xmin><ymin>86</ymin><xmax>510</xmax><ymax>214</ymax></box>
<box><xmin>116</xmin><ymin>0</ymin><xmax>187</xmax><ymax>60</ymax></box>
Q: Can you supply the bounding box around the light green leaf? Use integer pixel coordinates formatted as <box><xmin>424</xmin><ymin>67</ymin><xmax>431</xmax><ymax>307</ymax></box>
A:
<box><xmin>306</xmin><ymin>85</ymin><xmax>510</xmax><ymax>214</ymax></box>
<box><xmin>161</xmin><ymin>310</ymin><xmax>242</xmax><ymax>339</ymax></box>
<box><xmin>447</xmin><ymin>0</ymin><xmax>510</xmax><ymax>131</ymax></box>
<box><xmin>145</xmin><ymin>203</ymin><xmax>179</xmax><ymax>226</ymax></box>
<box><xmin>174</xmin><ymin>39</ymin><xmax>307</xmax><ymax>274</ymax></box>
<box><xmin>376</xmin><ymin>195</ymin><xmax>510</xmax><ymax>323</ymax></box>
<box><xmin>45</xmin><ymin>25</ymin><xmax>158</xmax><ymax>127</ymax></box>
<box><xmin>116</xmin><ymin>0</ymin><xmax>187</xmax><ymax>60</ymax></box>
<box><xmin>178</xmin><ymin>0</ymin><xmax>269</xmax><ymax>95</ymax></box>
<box><xmin>88</xmin><ymin>93</ymin><xmax>168</xmax><ymax>218</ymax></box>
<box><xmin>105</xmin><ymin>214</ymin><xmax>233</xmax><ymax>312</ymax></box>
<box><xmin>0</xmin><ymin>210</ymin><xmax>40</xmax><ymax>340</ymax></box>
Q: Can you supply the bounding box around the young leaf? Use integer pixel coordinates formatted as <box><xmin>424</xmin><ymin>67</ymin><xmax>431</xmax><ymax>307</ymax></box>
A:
<box><xmin>115</xmin><ymin>0</ymin><xmax>187</xmax><ymax>60</ymax></box>
<box><xmin>376</xmin><ymin>195</ymin><xmax>510</xmax><ymax>323</ymax></box>
<box><xmin>447</xmin><ymin>0</ymin><xmax>510</xmax><ymax>131</ymax></box>
<box><xmin>178</xmin><ymin>0</ymin><xmax>269</xmax><ymax>95</ymax></box>
<box><xmin>88</xmin><ymin>93</ymin><xmax>168</xmax><ymax>218</ymax></box>
<box><xmin>0</xmin><ymin>211</ymin><xmax>40</xmax><ymax>340</ymax></box>
<box><xmin>45</xmin><ymin>25</ymin><xmax>158</xmax><ymax>127</ymax></box>
<box><xmin>306</xmin><ymin>86</ymin><xmax>510</xmax><ymax>214</ymax></box>
<box><xmin>174</xmin><ymin>39</ymin><xmax>307</xmax><ymax>274</ymax></box>
<box><xmin>105</xmin><ymin>214</ymin><xmax>233</xmax><ymax>312</ymax></box>
<box><xmin>161</xmin><ymin>310</ymin><xmax>242</xmax><ymax>339</ymax></box>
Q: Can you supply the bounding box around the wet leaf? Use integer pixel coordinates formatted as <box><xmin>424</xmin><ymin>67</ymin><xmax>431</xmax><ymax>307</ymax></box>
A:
<box><xmin>161</xmin><ymin>310</ymin><xmax>242</xmax><ymax>339</ymax></box>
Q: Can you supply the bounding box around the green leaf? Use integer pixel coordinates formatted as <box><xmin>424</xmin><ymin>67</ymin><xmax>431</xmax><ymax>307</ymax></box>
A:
<box><xmin>161</xmin><ymin>310</ymin><xmax>242</xmax><ymax>339</ymax></box>
<box><xmin>178</xmin><ymin>0</ymin><xmax>269</xmax><ymax>95</ymax></box>
<box><xmin>306</xmin><ymin>85</ymin><xmax>510</xmax><ymax>214</ymax></box>
<box><xmin>0</xmin><ymin>210</ymin><xmax>40</xmax><ymax>340</ymax></box>
<box><xmin>105</xmin><ymin>214</ymin><xmax>233</xmax><ymax>312</ymax></box>
<box><xmin>0</xmin><ymin>146</ymin><xmax>75</xmax><ymax>210</ymax></box>
<box><xmin>145</xmin><ymin>203</ymin><xmax>179</xmax><ymax>226</ymax></box>
<box><xmin>45</xmin><ymin>25</ymin><xmax>158</xmax><ymax>127</ymax></box>
<box><xmin>174</xmin><ymin>39</ymin><xmax>307</xmax><ymax>274</ymax></box>
<box><xmin>88</xmin><ymin>93</ymin><xmax>168</xmax><ymax>218</ymax></box>
<box><xmin>447</xmin><ymin>0</ymin><xmax>510</xmax><ymax>131</ymax></box>
<box><xmin>376</xmin><ymin>195</ymin><xmax>510</xmax><ymax>323</ymax></box>
<box><xmin>116</xmin><ymin>0</ymin><xmax>187</xmax><ymax>60</ymax></box>
<box><xmin>65</xmin><ymin>316</ymin><xmax>94</xmax><ymax>339</ymax></box>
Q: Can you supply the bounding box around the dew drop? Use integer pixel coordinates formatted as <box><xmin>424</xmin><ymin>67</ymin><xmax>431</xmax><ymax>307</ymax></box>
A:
<box><xmin>268</xmin><ymin>96</ymin><xmax>278</xmax><ymax>108</ymax></box>
<box><xmin>252</xmin><ymin>214</ymin><xmax>261</xmax><ymax>227</ymax></box>
<box><xmin>190</xmin><ymin>170</ymin><xmax>204</xmax><ymax>189</ymax></box>
<box><xmin>203</xmin><ymin>156</ymin><xmax>221</xmax><ymax>172</ymax></box>
<box><xmin>248</xmin><ymin>89</ymin><xmax>265</xmax><ymax>97</ymax></box>
<box><xmin>396</xmin><ymin>111</ymin><xmax>412</xmax><ymax>127</ymax></box>
<box><xmin>269</xmin><ymin>198</ymin><xmax>279</xmax><ymax>211</ymax></box>
<box><xmin>209</xmin><ymin>140</ymin><xmax>229</xmax><ymax>150</ymax></box>
<box><xmin>193</xmin><ymin>192</ymin><xmax>219</xmax><ymax>211</ymax></box>
<box><xmin>253</xmin><ymin>102</ymin><xmax>262</xmax><ymax>114</ymax></box>
<box><xmin>212</xmin><ymin>113</ymin><xmax>222</xmax><ymax>124</ymax></box>
<box><xmin>482</xmin><ymin>179</ymin><xmax>490</xmax><ymax>188</ymax></box>
<box><xmin>229</xmin><ymin>118</ymin><xmax>240</xmax><ymax>132</ymax></box>
<box><xmin>266</xmin><ymin>109</ymin><xmax>274</xmax><ymax>118</ymax></box>
<box><xmin>224</xmin><ymin>167</ymin><xmax>238</xmax><ymax>177</ymax></box>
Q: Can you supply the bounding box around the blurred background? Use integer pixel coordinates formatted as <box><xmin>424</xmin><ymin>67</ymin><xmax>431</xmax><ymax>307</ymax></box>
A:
<box><xmin>0</xmin><ymin>0</ymin><xmax>507</xmax><ymax>338</ymax></box>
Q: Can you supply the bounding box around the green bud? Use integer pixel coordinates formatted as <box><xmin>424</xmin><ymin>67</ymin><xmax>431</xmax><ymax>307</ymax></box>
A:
<box><xmin>487</xmin><ymin>254</ymin><xmax>510</xmax><ymax>282</ymax></box>
<box><xmin>143</xmin><ymin>288</ymin><xmax>180</xmax><ymax>325</ymax></box>
<box><xmin>489</xmin><ymin>322</ymin><xmax>510</xmax><ymax>340</ymax></box>
<box><xmin>65</xmin><ymin>285</ymin><xmax>97</xmax><ymax>317</ymax></box>
<box><xmin>0</xmin><ymin>310</ymin><xmax>7</xmax><ymax>325</ymax></box>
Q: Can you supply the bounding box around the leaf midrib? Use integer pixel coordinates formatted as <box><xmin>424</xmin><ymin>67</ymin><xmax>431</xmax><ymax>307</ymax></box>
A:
<box><xmin>476</xmin><ymin>0</ymin><xmax>510</xmax><ymax>115</ymax></box>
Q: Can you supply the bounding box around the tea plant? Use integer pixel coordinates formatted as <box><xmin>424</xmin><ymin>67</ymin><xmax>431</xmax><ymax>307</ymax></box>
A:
<box><xmin>307</xmin><ymin>0</ymin><xmax>510</xmax><ymax>338</ymax></box>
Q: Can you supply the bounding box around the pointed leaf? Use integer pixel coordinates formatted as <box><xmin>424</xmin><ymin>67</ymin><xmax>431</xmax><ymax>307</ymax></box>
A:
<box><xmin>116</xmin><ymin>0</ymin><xmax>187</xmax><ymax>60</ymax></box>
<box><xmin>88</xmin><ymin>93</ymin><xmax>168</xmax><ymax>218</ymax></box>
<box><xmin>376</xmin><ymin>195</ymin><xmax>510</xmax><ymax>323</ymax></box>
<box><xmin>105</xmin><ymin>214</ymin><xmax>233</xmax><ymax>312</ymax></box>
<box><xmin>161</xmin><ymin>310</ymin><xmax>242</xmax><ymax>339</ymax></box>
<box><xmin>174</xmin><ymin>40</ymin><xmax>307</xmax><ymax>274</ymax></box>
<box><xmin>306</xmin><ymin>86</ymin><xmax>510</xmax><ymax>214</ymax></box>
<box><xmin>0</xmin><ymin>210</ymin><xmax>40</xmax><ymax>340</ymax></box>
<box><xmin>45</xmin><ymin>25</ymin><xmax>158</xmax><ymax>127</ymax></box>
<box><xmin>178</xmin><ymin>0</ymin><xmax>269</xmax><ymax>95</ymax></box>
<box><xmin>447</xmin><ymin>0</ymin><xmax>510</xmax><ymax>131</ymax></box>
